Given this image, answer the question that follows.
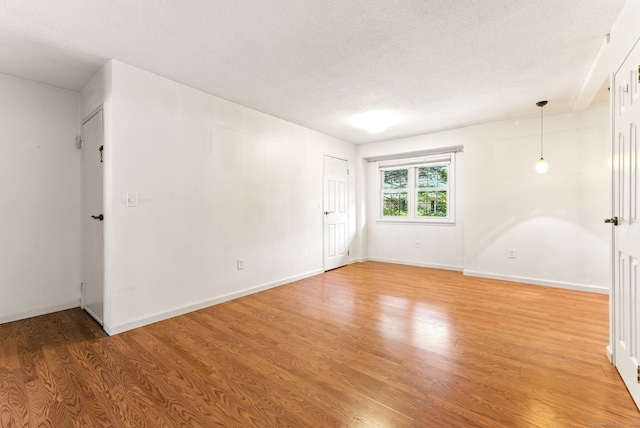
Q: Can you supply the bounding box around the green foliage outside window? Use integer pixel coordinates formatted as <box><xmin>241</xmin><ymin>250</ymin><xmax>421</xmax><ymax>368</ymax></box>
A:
<box><xmin>383</xmin><ymin>169</ymin><xmax>408</xmax><ymax>189</ymax></box>
<box><xmin>417</xmin><ymin>191</ymin><xmax>447</xmax><ymax>217</ymax></box>
<box><xmin>383</xmin><ymin>192</ymin><xmax>408</xmax><ymax>216</ymax></box>
<box><xmin>417</xmin><ymin>166</ymin><xmax>448</xmax><ymax>188</ymax></box>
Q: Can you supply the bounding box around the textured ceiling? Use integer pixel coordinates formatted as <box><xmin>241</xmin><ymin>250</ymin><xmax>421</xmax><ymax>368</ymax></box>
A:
<box><xmin>0</xmin><ymin>0</ymin><xmax>625</xmax><ymax>143</ymax></box>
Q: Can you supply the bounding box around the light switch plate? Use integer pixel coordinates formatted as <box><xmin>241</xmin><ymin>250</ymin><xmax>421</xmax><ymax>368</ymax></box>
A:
<box><xmin>126</xmin><ymin>193</ymin><xmax>138</xmax><ymax>207</ymax></box>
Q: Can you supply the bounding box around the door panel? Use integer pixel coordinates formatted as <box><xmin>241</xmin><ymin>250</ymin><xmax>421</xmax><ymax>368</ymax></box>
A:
<box><xmin>81</xmin><ymin>110</ymin><xmax>104</xmax><ymax>324</ymax></box>
<box><xmin>612</xmin><ymin>39</ymin><xmax>640</xmax><ymax>409</ymax></box>
<box><xmin>324</xmin><ymin>156</ymin><xmax>349</xmax><ymax>270</ymax></box>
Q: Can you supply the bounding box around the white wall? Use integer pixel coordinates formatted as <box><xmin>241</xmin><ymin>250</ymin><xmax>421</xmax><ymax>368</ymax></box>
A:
<box><xmin>463</xmin><ymin>107</ymin><xmax>610</xmax><ymax>292</ymax></box>
<box><xmin>90</xmin><ymin>61</ymin><xmax>356</xmax><ymax>334</ymax></box>
<box><xmin>357</xmin><ymin>105</ymin><xmax>610</xmax><ymax>293</ymax></box>
<box><xmin>0</xmin><ymin>74</ymin><xmax>81</xmax><ymax>323</ymax></box>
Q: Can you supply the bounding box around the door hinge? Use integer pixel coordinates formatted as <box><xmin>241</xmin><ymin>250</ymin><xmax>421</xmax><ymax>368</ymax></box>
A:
<box><xmin>347</xmin><ymin>169</ymin><xmax>350</xmax><ymax>175</ymax></box>
<box><xmin>80</xmin><ymin>282</ymin><xmax>85</xmax><ymax>292</ymax></box>
<box><xmin>76</xmin><ymin>135</ymin><xmax>84</xmax><ymax>149</ymax></box>
<box><xmin>348</xmin><ymin>250</ymin><xmax>350</xmax><ymax>256</ymax></box>
<box><xmin>99</xmin><ymin>145</ymin><xmax>104</xmax><ymax>163</ymax></box>
<box><xmin>637</xmin><ymin>365</ymin><xmax>640</xmax><ymax>383</ymax></box>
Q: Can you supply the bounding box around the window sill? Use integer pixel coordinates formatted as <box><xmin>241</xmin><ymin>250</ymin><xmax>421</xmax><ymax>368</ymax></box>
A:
<box><xmin>376</xmin><ymin>218</ymin><xmax>456</xmax><ymax>225</ymax></box>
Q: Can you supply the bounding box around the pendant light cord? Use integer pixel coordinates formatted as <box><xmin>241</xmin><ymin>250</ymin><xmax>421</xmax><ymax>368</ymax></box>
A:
<box><xmin>540</xmin><ymin>105</ymin><xmax>544</xmax><ymax>158</ymax></box>
<box><xmin>536</xmin><ymin>100</ymin><xmax>547</xmax><ymax>158</ymax></box>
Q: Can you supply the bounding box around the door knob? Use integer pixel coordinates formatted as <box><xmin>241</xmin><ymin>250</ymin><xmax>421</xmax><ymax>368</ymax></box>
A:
<box><xmin>91</xmin><ymin>214</ymin><xmax>104</xmax><ymax>221</ymax></box>
<box><xmin>604</xmin><ymin>216</ymin><xmax>619</xmax><ymax>225</ymax></box>
<box><xmin>324</xmin><ymin>211</ymin><xmax>334</xmax><ymax>215</ymax></box>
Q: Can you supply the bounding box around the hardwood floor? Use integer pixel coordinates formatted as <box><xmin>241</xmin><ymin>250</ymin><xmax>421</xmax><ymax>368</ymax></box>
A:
<box><xmin>1</xmin><ymin>262</ymin><xmax>638</xmax><ymax>427</ymax></box>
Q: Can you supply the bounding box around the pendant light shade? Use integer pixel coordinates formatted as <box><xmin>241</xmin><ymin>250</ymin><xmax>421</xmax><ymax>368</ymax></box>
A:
<box><xmin>536</xmin><ymin>100</ymin><xmax>548</xmax><ymax>174</ymax></box>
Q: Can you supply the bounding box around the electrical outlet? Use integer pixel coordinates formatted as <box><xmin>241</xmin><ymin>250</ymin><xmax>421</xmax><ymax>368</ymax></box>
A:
<box><xmin>508</xmin><ymin>249</ymin><xmax>516</xmax><ymax>259</ymax></box>
<box><xmin>237</xmin><ymin>258</ymin><xmax>244</xmax><ymax>270</ymax></box>
<box><xmin>126</xmin><ymin>192</ymin><xmax>138</xmax><ymax>207</ymax></box>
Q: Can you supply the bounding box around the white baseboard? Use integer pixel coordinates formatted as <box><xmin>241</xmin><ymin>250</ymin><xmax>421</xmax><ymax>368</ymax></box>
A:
<box><xmin>463</xmin><ymin>270</ymin><xmax>609</xmax><ymax>294</ymax></box>
<box><xmin>104</xmin><ymin>268</ymin><xmax>324</xmax><ymax>336</ymax></box>
<box><xmin>606</xmin><ymin>345</ymin><xmax>614</xmax><ymax>364</ymax></box>
<box><xmin>366</xmin><ymin>257</ymin><xmax>464</xmax><ymax>272</ymax></box>
<box><xmin>0</xmin><ymin>299</ymin><xmax>80</xmax><ymax>324</ymax></box>
<box><xmin>355</xmin><ymin>260</ymin><xmax>608</xmax><ymax>294</ymax></box>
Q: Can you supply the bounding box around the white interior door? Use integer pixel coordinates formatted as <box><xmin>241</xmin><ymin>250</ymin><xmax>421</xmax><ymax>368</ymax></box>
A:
<box><xmin>81</xmin><ymin>109</ymin><xmax>105</xmax><ymax>325</ymax></box>
<box><xmin>323</xmin><ymin>156</ymin><xmax>349</xmax><ymax>271</ymax></box>
<box><xmin>612</xmin><ymin>39</ymin><xmax>640</xmax><ymax>409</ymax></box>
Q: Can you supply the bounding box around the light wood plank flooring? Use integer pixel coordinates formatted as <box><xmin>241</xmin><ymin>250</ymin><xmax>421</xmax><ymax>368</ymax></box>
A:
<box><xmin>1</xmin><ymin>262</ymin><xmax>639</xmax><ymax>427</ymax></box>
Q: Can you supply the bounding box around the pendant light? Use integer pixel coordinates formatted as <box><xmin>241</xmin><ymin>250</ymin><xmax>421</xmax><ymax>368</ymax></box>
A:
<box><xmin>535</xmin><ymin>100</ymin><xmax>549</xmax><ymax>174</ymax></box>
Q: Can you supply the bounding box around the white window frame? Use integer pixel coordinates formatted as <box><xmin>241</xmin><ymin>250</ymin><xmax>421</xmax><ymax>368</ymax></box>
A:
<box><xmin>378</xmin><ymin>153</ymin><xmax>455</xmax><ymax>224</ymax></box>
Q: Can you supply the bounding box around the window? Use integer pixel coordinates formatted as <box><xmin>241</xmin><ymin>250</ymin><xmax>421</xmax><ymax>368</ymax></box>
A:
<box><xmin>379</xmin><ymin>154</ymin><xmax>454</xmax><ymax>223</ymax></box>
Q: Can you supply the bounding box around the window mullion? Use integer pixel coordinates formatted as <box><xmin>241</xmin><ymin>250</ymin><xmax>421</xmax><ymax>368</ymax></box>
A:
<box><xmin>411</xmin><ymin>166</ymin><xmax>418</xmax><ymax>220</ymax></box>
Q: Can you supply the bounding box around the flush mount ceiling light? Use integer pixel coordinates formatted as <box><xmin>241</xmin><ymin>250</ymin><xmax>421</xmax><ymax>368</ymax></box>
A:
<box><xmin>535</xmin><ymin>100</ymin><xmax>549</xmax><ymax>174</ymax></box>
<box><xmin>350</xmin><ymin>111</ymin><xmax>401</xmax><ymax>134</ymax></box>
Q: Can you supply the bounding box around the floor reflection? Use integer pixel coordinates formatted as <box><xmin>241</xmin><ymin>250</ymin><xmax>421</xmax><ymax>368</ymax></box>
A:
<box><xmin>411</xmin><ymin>302</ymin><xmax>452</xmax><ymax>353</ymax></box>
<box><xmin>377</xmin><ymin>295</ymin><xmax>453</xmax><ymax>354</ymax></box>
